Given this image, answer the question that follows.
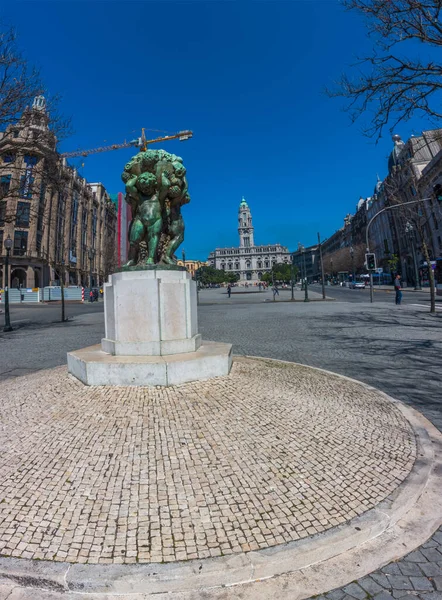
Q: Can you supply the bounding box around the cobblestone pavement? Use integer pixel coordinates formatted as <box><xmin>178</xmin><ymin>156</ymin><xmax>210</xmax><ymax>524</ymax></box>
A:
<box><xmin>0</xmin><ymin>357</ymin><xmax>415</xmax><ymax>565</ymax></box>
<box><xmin>319</xmin><ymin>530</ymin><xmax>442</xmax><ymax>600</ymax></box>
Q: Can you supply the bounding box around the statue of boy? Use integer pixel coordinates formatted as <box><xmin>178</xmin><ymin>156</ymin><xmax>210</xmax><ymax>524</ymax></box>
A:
<box><xmin>125</xmin><ymin>171</ymin><xmax>162</xmax><ymax>266</ymax></box>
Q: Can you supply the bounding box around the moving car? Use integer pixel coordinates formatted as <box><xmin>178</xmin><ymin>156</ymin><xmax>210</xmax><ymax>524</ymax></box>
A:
<box><xmin>349</xmin><ymin>281</ymin><xmax>365</xmax><ymax>289</ymax></box>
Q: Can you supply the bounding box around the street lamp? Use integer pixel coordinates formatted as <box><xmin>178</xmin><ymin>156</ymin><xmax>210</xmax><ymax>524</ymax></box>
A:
<box><xmin>301</xmin><ymin>245</ymin><xmax>309</xmax><ymax>302</ymax></box>
<box><xmin>290</xmin><ymin>254</ymin><xmax>295</xmax><ymax>301</ymax></box>
<box><xmin>88</xmin><ymin>248</ymin><xmax>95</xmax><ymax>295</ymax></box>
<box><xmin>350</xmin><ymin>246</ymin><xmax>355</xmax><ymax>282</ymax></box>
<box><xmin>405</xmin><ymin>222</ymin><xmax>422</xmax><ymax>291</ymax></box>
<box><xmin>3</xmin><ymin>235</ymin><xmax>13</xmax><ymax>332</ymax></box>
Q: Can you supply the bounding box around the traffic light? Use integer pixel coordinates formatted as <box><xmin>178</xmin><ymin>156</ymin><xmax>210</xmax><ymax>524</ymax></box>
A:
<box><xmin>433</xmin><ymin>184</ymin><xmax>442</xmax><ymax>204</ymax></box>
<box><xmin>366</xmin><ymin>253</ymin><xmax>376</xmax><ymax>270</ymax></box>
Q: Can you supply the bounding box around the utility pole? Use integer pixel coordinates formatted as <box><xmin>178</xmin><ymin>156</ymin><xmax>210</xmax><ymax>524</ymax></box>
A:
<box><xmin>317</xmin><ymin>232</ymin><xmax>326</xmax><ymax>300</ymax></box>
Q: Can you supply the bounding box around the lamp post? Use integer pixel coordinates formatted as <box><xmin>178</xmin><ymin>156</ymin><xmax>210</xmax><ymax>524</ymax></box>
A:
<box><xmin>60</xmin><ymin>257</ymin><xmax>66</xmax><ymax>322</ymax></box>
<box><xmin>330</xmin><ymin>258</ymin><xmax>333</xmax><ymax>284</ymax></box>
<box><xmin>317</xmin><ymin>232</ymin><xmax>326</xmax><ymax>300</ymax></box>
<box><xmin>301</xmin><ymin>245</ymin><xmax>309</xmax><ymax>302</ymax></box>
<box><xmin>3</xmin><ymin>235</ymin><xmax>13</xmax><ymax>332</ymax></box>
<box><xmin>88</xmin><ymin>248</ymin><xmax>95</xmax><ymax>299</ymax></box>
<box><xmin>405</xmin><ymin>222</ymin><xmax>422</xmax><ymax>290</ymax></box>
<box><xmin>290</xmin><ymin>254</ymin><xmax>295</xmax><ymax>301</ymax></box>
<box><xmin>350</xmin><ymin>246</ymin><xmax>355</xmax><ymax>283</ymax></box>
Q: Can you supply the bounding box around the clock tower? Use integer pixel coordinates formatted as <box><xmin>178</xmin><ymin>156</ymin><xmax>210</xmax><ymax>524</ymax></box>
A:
<box><xmin>238</xmin><ymin>197</ymin><xmax>255</xmax><ymax>248</ymax></box>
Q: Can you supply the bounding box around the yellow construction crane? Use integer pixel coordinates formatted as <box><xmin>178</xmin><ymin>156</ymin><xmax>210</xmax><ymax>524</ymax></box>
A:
<box><xmin>60</xmin><ymin>128</ymin><xmax>193</xmax><ymax>159</ymax></box>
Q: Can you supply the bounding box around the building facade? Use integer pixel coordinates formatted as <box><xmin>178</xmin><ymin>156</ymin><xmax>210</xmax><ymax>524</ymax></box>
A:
<box><xmin>176</xmin><ymin>259</ymin><xmax>209</xmax><ymax>277</ymax></box>
<box><xmin>0</xmin><ymin>96</ymin><xmax>117</xmax><ymax>289</ymax></box>
<box><xmin>208</xmin><ymin>198</ymin><xmax>291</xmax><ymax>281</ymax></box>
<box><xmin>291</xmin><ymin>244</ymin><xmax>320</xmax><ymax>282</ymax></box>
<box><xmin>110</xmin><ymin>192</ymin><xmax>131</xmax><ymax>267</ymax></box>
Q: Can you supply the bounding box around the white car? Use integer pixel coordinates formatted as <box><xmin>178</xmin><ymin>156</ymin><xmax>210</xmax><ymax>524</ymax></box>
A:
<box><xmin>350</xmin><ymin>281</ymin><xmax>365</xmax><ymax>289</ymax></box>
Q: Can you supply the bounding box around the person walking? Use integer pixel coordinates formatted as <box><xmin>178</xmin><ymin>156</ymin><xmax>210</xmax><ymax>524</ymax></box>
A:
<box><xmin>394</xmin><ymin>274</ymin><xmax>402</xmax><ymax>305</ymax></box>
<box><xmin>227</xmin><ymin>284</ymin><xmax>232</xmax><ymax>298</ymax></box>
<box><xmin>272</xmin><ymin>285</ymin><xmax>279</xmax><ymax>300</ymax></box>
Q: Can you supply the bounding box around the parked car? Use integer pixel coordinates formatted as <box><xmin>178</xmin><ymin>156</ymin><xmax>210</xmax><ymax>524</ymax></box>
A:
<box><xmin>349</xmin><ymin>281</ymin><xmax>365</xmax><ymax>289</ymax></box>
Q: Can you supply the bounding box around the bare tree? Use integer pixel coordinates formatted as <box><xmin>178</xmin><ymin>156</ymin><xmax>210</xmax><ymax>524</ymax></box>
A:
<box><xmin>328</xmin><ymin>0</ymin><xmax>442</xmax><ymax>139</ymax></box>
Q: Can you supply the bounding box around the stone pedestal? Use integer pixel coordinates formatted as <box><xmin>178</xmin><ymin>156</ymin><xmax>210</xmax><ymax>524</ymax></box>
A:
<box><xmin>67</xmin><ymin>269</ymin><xmax>232</xmax><ymax>386</ymax></box>
<box><xmin>101</xmin><ymin>269</ymin><xmax>201</xmax><ymax>356</ymax></box>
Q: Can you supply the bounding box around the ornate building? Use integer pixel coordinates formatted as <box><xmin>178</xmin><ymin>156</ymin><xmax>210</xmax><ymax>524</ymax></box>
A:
<box><xmin>208</xmin><ymin>198</ymin><xmax>290</xmax><ymax>281</ymax></box>
<box><xmin>0</xmin><ymin>96</ymin><xmax>117</xmax><ymax>289</ymax></box>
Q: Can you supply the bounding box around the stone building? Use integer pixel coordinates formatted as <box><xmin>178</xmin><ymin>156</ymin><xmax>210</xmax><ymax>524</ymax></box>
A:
<box><xmin>208</xmin><ymin>198</ymin><xmax>291</xmax><ymax>281</ymax></box>
<box><xmin>176</xmin><ymin>259</ymin><xmax>208</xmax><ymax>278</ymax></box>
<box><xmin>0</xmin><ymin>96</ymin><xmax>117</xmax><ymax>289</ymax></box>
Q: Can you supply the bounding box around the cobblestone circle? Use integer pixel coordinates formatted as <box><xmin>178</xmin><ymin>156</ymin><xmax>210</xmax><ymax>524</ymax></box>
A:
<box><xmin>0</xmin><ymin>357</ymin><xmax>416</xmax><ymax>564</ymax></box>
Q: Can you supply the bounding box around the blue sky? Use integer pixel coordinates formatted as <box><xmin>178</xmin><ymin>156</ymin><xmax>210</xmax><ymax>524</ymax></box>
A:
<box><xmin>1</xmin><ymin>1</ymin><xmax>435</xmax><ymax>259</ymax></box>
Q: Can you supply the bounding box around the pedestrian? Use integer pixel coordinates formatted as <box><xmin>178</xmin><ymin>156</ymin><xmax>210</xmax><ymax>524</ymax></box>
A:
<box><xmin>272</xmin><ymin>285</ymin><xmax>279</xmax><ymax>299</ymax></box>
<box><xmin>258</xmin><ymin>282</ymin><xmax>262</xmax><ymax>292</ymax></box>
<box><xmin>89</xmin><ymin>290</ymin><xmax>94</xmax><ymax>303</ymax></box>
<box><xmin>227</xmin><ymin>284</ymin><xmax>232</xmax><ymax>298</ymax></box>
<box><xmin>394</xmin><ymin>274</ymin><xmax>402</xmax><ymax>305</ymax></box>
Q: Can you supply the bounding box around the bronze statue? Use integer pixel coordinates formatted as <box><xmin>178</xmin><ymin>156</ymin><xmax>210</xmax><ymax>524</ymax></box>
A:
<box><xmin>121</xmin><ymin>149</ymin><xmax>190</xmax><ymax>267</ymax></box>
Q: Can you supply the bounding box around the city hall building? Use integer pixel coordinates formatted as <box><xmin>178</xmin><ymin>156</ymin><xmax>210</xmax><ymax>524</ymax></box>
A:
<box><xmin>208</xmin><ymin>198</ymin><xmax>290</xmax><ymax>281</ymax></box>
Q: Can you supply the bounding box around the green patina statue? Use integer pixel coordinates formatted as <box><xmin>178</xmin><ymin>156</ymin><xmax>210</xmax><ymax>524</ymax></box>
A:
<box><xmin>121</xmin><ymin>149</ymin><xmax>190</xmax><ymax>267</ymax></box>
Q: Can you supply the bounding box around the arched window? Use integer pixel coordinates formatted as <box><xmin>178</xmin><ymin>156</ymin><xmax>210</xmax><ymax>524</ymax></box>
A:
<box><xmin>246</xmin><ymin>272</ymin><xmax>252</xmax><ymax>281</ymax></box>
<box><xmin>265</xmin><ymin>261</ymin><xmax>269</xmax><ymax>268</ymax></box>
<box><xmin>257</xmin><ymin>261</ymin><xmax>262</xmax><ymax>269</ymax></box>
<box><xmin>221</xmin><ymin>263</ymin><xmax>225</xmax><ymax>271</ymax></box>
<box><xmin>246</xmin><ymin>260</ymin><xmax>251</xmax><ymax>269</ymax></box>
<box><xmin>235</xmin><ymin>262</ymin><xmax>239</xmax><ymax>270</ymax></box>
<box><xmin>228</xmin><ymin>262</ymin><xmax>232</xmax><ymax>270</ymax></box>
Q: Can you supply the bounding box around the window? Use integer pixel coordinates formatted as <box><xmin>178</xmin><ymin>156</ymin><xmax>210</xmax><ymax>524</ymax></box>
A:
<box><xmin>1</xmin><ymin>175</ymin><xmax>11</xmax><ymax>197</ymax></box>
<box><xmin>0</xmin><ymin>230</ymin><xmax>3</xmax><ymax>249</ymax></box>
<box><xmin>410</xmin><ymin>186</ymin><xmax>417</xmax><ymax>197</ymax></box>
<box><xmin>12</xmin><ymin>130</ymin><xmax>19</xmax><ymax>138</ymax></box>
<box><xmin>23</xmin><ymin>155</ymin><xmax>38</xmax><ymax>167</ymax></box>
<box><xmin>246</xmin><ymin>260</ymin><xmax>251</xmax><ymax>269</ymax></box>
<box><xmin>244</xmin><ymin>237</ymin><xmax>250</xmax><ymax>247</ymax></box>
<box><xmin>0</xmin><ymin>201</ymin><xmax>6</xmax><ymax>226</ymax></box>
<box><xmin>433</xmin><ymin>212</ymin><xmax>439</xmax><ymax>230</ymax></box>
<box><xmin>16</xmin><ymin>202</ymin><xmax>30</xmax><ymax>227</ymax></box>
<box><xmin>2</xmin><ymin>154</ymin><xmax>14</xmax><ymax>163</ymax></box>
<box><xmin>13</xmin><ymin>231</ymin><xmax>28</xmax><ymax>256</ymax></box>
<box><xmin>438</xmin><ymin>236</ymin><xmax>442</xmax><ymax>250</ymax></box>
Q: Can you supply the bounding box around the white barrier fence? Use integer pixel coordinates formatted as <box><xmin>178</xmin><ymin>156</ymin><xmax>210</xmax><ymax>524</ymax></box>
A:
<box><xmin>0</xmin><ymin>286</ymin><xmax>85</xmax><ymax>303</ymax></box>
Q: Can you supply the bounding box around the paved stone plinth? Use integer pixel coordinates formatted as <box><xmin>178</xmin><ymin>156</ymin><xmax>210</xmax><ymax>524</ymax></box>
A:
<box><xmin>0</xmin><ymin>358</ymin><xmax>415</xmax><ymax>565</ymax></box>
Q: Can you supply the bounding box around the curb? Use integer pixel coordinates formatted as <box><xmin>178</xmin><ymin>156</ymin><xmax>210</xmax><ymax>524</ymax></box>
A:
<box><xmin>0</xmin><ymin>358</ymin><xmax>441</xmax><ymax>598</ymax></box>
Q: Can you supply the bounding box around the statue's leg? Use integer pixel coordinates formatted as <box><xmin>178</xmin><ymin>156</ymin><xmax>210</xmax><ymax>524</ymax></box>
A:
<box><xmin>163</xmin><ymin>212</ymin><xmax>184</xmax><ymax>264</ymax></box>
<box><xmin>146</xmin><ymin>216</ymin><xmax>162</xmax><ymax>264</ymax></box>
<box><xmin>125</xmin><ymin>218</ymin><xmax>145</xmax><ymax>267</ymax></box>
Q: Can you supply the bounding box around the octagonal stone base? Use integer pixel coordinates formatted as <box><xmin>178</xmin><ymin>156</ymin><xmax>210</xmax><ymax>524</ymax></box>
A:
<box><xmin>67</xmin><ymin>341</ymin><xmax>233</xmax><ymax>386</ymax></box>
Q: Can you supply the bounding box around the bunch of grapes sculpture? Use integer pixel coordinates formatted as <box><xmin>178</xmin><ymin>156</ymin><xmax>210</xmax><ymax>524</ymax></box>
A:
<box><xmin>121</xmin><ymin>149</ymin><xmax>190</xmax><ymax>267</ymax></box>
